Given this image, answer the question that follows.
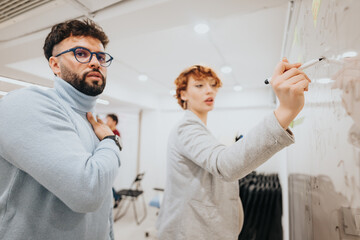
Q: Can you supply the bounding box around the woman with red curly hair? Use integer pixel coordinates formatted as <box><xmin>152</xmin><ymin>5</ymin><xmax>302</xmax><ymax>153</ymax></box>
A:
<box><xmin>157</xmin><ymin>61</ymin><xmax>310</xmax><ymax>239</ymax></box>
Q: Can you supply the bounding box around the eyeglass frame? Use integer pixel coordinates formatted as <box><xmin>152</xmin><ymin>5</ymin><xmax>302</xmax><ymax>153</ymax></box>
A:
<box><xmin>54</xmin><ymin>47</ymin><xmax>114</xmax><ymax>67</ymax></box>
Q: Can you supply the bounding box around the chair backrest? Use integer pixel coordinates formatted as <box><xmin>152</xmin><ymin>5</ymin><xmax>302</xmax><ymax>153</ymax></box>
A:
<box><xmin>132</xmin><ymin>172</ymin><xmax>145</xmax><ymax>190</ymax></box>
<box><xmin>134</xmin><ymin>172</ymin><xmax>145</xmax><ymax>183</ymax></box>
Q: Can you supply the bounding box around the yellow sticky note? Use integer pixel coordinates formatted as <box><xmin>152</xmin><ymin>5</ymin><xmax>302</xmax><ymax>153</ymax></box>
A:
<box><xmin>292</xmin><ymin>26</ymin><xmax>298</xmax><ymax>47</ymax></box>
<box><xmin>312</xmin><ymin>0</ymin><xmax>322</xmax><ymax>27</ymax></box>
<box><xmin>297</xmin><ymin>55</ymin><xmax>304</xmax><ymax>64</ymax></box>
<box><xmin>289</xmin><ymin>117</ymin><xmax>305</xmax><ymax>128</ymax></box>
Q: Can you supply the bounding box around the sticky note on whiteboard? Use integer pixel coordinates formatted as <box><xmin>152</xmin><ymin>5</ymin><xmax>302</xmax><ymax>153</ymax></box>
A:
<box><xmin>292</xmin><ymin>26</ymin><xmax>298</xmax><ymax>47</ymax></box>
<box><xmin>312</xmin><ymin>0</ymin><xmax>322</xmax><ymax>27</ymax></box>
<box><xmin>289</xmin><ymin>116</ymin><xmax>305</xmax><ymax>128</ymax></box>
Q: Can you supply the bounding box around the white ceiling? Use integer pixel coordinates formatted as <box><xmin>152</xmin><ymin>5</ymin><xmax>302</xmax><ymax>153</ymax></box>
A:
<box><xmin>0</xmin><ymin>0</ymin><xmax>289</xmax><ymax>109</ymax></box>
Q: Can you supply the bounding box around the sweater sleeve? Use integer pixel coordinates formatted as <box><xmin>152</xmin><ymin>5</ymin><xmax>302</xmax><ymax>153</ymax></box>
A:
<box><xmin>0</xmin><ymin>88</ymin><xmax>121</xmax><ymax>213</ymax></box>
<box><xmin>176</xmin><ymin>112</ymin><xmax>294</xmax><ymax>182</ymax></box>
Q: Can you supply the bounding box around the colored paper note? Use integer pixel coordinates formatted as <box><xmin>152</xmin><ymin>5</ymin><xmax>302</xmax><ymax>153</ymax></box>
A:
<box><xmin>292</xmin><ymin>26</ymin><xmax>299</xmax><ymax>47</ymax></box>
<box><xmin>312</xmin><ymin>0</ymin><xmax>322</xmax><ymax>27</ymax></box>
<box><xmin>289</xmin><ymin>116</ymin><xmax>305</xmax><ymax>128</ymax></box>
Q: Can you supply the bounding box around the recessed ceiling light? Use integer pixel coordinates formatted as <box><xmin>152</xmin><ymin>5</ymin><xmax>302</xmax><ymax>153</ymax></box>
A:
<box><xmin>194</xmin><ymin>23</ymin><xmax>210</xmax><ymax>34</ymax></box>
<box><xmin>316</xmin><ymin>78</ymin><xmax>334</xmax><ymax>84</ymax></box>
<box><xmin>233</xmin><ymin>85</ymin><xmax>243</xmax><ymax>91</ymax></box>
<box><xmin>138</xmin><ymin>74</ymin><xmax>148</xmax><ymax>82</ymax></box>
<box><xmin>96</xmin><ymin>99</ymin><xmax>110</xmax><ymax>105</ymax></box>
<box><xmin>221</xmin><ymin>66</ymin><xmax>232</xmax><ymax>74</ymax></box>
<box><xmin>169</xmin><ymin>90</ymin><xmax>176</xmax><ymax>95</ymax></box>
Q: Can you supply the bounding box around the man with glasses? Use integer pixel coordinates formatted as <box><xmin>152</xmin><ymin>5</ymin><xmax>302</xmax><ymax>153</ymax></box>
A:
<box><xmin>0</xmin><ymin>19</ymin><xmax>122</xmax><ymax>240</ymax></box>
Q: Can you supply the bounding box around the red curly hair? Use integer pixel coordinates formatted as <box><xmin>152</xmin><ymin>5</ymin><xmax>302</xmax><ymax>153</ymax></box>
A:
<box><xmin>174</xmin><ymin>65</ymin><xmax>222</xmax><ymax>109</ymax></box>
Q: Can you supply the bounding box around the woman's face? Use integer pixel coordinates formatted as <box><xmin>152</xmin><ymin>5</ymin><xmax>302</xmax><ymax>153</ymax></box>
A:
<box><xmin>181</xmin><ymin>76</ymin><xmax>219</xmax><ymax>114</ymax></box>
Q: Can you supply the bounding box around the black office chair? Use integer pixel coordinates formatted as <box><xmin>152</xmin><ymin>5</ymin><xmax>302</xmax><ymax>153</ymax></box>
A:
<box><xmin>113</xmin><ymin>173</ymin><xmax>147</xmax><ymax>225</ymax></box>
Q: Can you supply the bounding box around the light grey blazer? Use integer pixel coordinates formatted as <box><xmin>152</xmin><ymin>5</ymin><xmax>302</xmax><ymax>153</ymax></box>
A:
<box><xmin>156</xmin><ymin>110</ymin><xmax>294</xmax><ymax>240</ymax></box>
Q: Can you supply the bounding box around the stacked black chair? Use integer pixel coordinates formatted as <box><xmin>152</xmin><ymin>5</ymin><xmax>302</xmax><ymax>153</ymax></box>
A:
<box><xmin>113</xmin><ymin>173</ymin><xmax>147</xmax><ymax>225</ymax></box>
<box><xmin>238</xmin><ymin>171</ymin><xmax>283</xmax><ymax>240</ymax></box>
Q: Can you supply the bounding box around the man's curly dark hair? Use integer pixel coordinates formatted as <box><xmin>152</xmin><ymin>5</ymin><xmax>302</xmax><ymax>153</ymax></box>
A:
<box><xmin>43</xmin><ymin>19</ymin><xmax>109</xmax><ymax>61</ymax></box>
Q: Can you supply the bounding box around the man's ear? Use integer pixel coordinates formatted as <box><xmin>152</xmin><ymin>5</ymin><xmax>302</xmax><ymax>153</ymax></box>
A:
<box><xmin>49</xmin><ymin>56</ymin><xmax>61</xmax><ymax>77</ymax></box>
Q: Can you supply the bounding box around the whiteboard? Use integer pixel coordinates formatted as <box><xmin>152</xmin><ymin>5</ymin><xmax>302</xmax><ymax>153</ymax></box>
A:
<box><xmin>283</xmin><ymin>0</ymin><xmax>360</xmax><ymax>239</ymax></box>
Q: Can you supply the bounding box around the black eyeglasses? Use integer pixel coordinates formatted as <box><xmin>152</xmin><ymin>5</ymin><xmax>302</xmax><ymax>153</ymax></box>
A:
<box><xmin>55</xmin><ymin>47</ymin><xmax>113</xmax><ymax>67</ymax></box>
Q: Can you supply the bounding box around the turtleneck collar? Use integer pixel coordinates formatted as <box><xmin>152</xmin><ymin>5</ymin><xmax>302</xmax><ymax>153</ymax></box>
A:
<box><xmin>54</xmin><ymin>76</ymin><xmax>99</xmax><ymax>112</ymax></box>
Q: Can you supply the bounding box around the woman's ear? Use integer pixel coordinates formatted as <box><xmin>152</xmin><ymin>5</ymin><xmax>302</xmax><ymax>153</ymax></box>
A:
<box><xmin>180</xmin><ymin>90</ymin><xmax>187</xmax><ymax>102</ymax></box>
<box><xmin>49</xmin><ymin>56</ymin><xmax>61</xmax><ymax>77</ymax></box>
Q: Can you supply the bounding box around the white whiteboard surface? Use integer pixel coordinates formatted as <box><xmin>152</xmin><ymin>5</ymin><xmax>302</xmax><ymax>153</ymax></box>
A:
<box><xmin>284</xmin><ymin>0</ymin><xmax>360</xmax><ymax>239</ymax></box>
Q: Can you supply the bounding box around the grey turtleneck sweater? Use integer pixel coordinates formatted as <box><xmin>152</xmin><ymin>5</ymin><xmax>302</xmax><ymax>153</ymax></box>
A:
<box><xmin>0</xmin><ymin>77</ymin><xmax>121</xmax><ymax>240</ymax></box>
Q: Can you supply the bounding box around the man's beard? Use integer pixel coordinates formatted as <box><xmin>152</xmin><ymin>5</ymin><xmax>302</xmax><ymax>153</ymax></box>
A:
<box><xmin>60</xmin><ymin>65</ymin><xmax>106</xmax><ymax>96</ymax></box>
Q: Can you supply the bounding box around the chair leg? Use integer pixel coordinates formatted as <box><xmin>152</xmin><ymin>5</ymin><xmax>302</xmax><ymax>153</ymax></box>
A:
<box><xmin>114</xmin><ymin>197</ymin><xmax>132</xmax><ymax>222</ymax></box>
<box><xmin>132</xmin><ymin>194</ymin><xmax>147</xmax><ymax>225</ymax></box>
